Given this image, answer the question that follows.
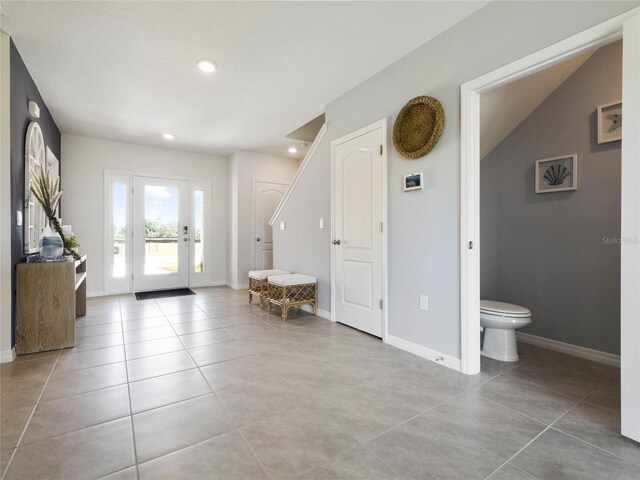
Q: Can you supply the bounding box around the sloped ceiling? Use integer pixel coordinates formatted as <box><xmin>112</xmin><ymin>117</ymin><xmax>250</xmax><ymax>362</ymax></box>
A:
<box><xmin>480</xmin><ymin>50</ymin><xmax>595</xmax><ymax>159</ymax></box>
<box><xmin>1</xmin><ymin>1</ymin><xmax>488</xmax><ymax>157</ymax></box>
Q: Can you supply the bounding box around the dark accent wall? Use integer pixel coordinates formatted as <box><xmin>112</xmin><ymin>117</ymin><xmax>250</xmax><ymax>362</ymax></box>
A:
<box><xmin>10</xmin><ymin>39</ymin><xmax>61</xmax><ymax>347</ymax></box>
<box><xmin>481</xmin><ymin>41</ymin><xmax>622</xmax><ymax>354</ymax></box>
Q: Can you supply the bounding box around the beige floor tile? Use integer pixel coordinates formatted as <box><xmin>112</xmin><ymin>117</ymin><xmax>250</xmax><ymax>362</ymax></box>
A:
<box><xmin>512</xmin><ymin>428</ymin><xmax>640</xmax><ymax>479</ymax></box>
<box><xmin>188</xmin><ymin>340</ymin><xmax>253</xmax><ymax>367</ymax></box>
<box><xmin>1</xmin><ymin>449</ymin><xmax>15</xmax><ymax>478</ymax></box>
<box><xmin>366</xmin><ymin>415</ymin><xmax>503</xmax><ymax>480</ymax></box>
<box><xmin>123</xmin><ymin>325</ymin><xmax>176</xmax><ymax>344</ymax></box>
<box><xmin>316</xmin><ymin>383</ymin><xmax>420</xmax><ymax>442</ymax></box>
<box><xmin>217</xmin><ymin>375</ymin><xmax>312</xmax><ymax>427</ymax></box>
<box><xmin>5</xmin><ymin>418</ymin><xmax>135</xmax><ymax>480</ymax></box>
<box><xmin>554</xmin><ymin>403</ymin><xmax>640</xmax><ymax>465</ymax></box>
<box><xmin>73</xmin><ymin>332</ymin><xmax>124</xmax><ymax>351</ymax></box>
<box><xmin>41</xmin><ymin>362</ymin><xmax>128</xmax><ymax>401</ymax></box>
<box><xmin>56</xmin><ymin>345</ymin><xmax>125</xmax><ymax>372</ymax></box>
<box><xmin>137</xmin><ymin>430</ymin><xmax>267</xmax><ymax>479</ymax></box>
<box><xmin>133</xmin><ymin>394</ymin><xmax>233</xmax><ymax>463</ymax></box>
<box><xmin>124</xmin><ymin>336</ymin><xmax>185</xmax><ymax>360</ymax></box>
<box><xmin>298</xmin><ymin>445</ymin><xmax>401</xmax><ymax>480</ymax></box>
<box><xmin>126</xmin><ymin>350</ymin><xmax>195</xmax><ymax>382</ymax></box>
<box><xmin>0</xmin><ymin>404</ymin><xmax>34</xmax><ymax>449</ymax></box>
<box><xmin>240</xmin><ymin>405</ymin><xmax>357</xmax><ymax>479</ymax></box>
<box><xmin>98</xmin><ymin>466</ymin><xmax>138</xmax><ymax>479</ymax></box>
<box><xmin>76</xmin><ymin>322</ymin><xmax>123</xmax><ymax>338</ymax></box>
<box><xmin>171</xmin><ymin>318</ymin><xmax>223</xmax><ymax>335</ymax></box>
<box><xmin>129</xmin><ymin>368</ymin><xmax>212</xmax><ymax>414</ymax></box>
<box><xmin>179</xmin><ymin>329</ymin><xmax>234</xmax><ymax>349</ymax></box>
<box><xmin>22</xmin><ymin>385</ymin><xmax>130</xmax><ymax>445</ymax></box>
<box><xmin>165</xmin><ymin>311</ymin><xmax>211</xmax><ymax>324</ymax></box>
<box><xmin>122</xmin><ymin>316</ymin><xmax>169</xmax><ymax>331</ymax></box>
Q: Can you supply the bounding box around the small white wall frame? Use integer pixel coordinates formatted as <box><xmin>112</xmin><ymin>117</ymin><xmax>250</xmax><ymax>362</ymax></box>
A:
<box><xmin>534</xmin><ymin>154</ymin><xmax>578</xmax><ymax>194</ymax></box>
<box><xmin>460</xmin><ymin>7</ymin><xmax>640</xmax><ymax>443</ymax></box>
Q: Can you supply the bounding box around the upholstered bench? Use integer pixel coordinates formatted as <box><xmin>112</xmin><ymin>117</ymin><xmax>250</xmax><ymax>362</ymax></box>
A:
<box><xmin>267</xmin><ymin>274</ymin><xmax>317</xmax><ymax>320</ymax></box>
<box><xmin>248</xmin><ymin>269</ymin><xmax>291</xmax><ymax>308</ymax></box>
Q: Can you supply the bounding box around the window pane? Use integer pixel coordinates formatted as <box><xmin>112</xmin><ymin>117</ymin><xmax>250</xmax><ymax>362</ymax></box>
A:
<box><xmin>112</xmin><ymin>183</ymin><xmax>127</xmax><ymax>278</ymax></box>
<box><xmin>144</xmin><ymin>185</ymin><xmax>179</xmax><ymax>275</ymax></box>
<box><xmin>194</xmin><ymin>190</ymin><xmax>204</xmax><ymax>273</ymax></box>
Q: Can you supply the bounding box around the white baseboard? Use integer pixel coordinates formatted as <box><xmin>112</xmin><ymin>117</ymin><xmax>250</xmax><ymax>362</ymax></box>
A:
<box><xmin>210</xmin><ymin>280</ymin><xmax>226</xmax><ymax>287</ymax></box>
<box><xmin>516</xmin><ymin>332</ymin><xmax>620</xmax><ymax>367</ymax></box>
<box><xmin>226</xmin><ymin>282</ymin><xmax>249</xmax><ymax>290</ymax></box>
<box><xmin>1</xmin><ymin>347</ymin><xmax>16</xmax><ymax>363</ymax></box>
<box><xmin>297</xmin><ymin>304</ymin><xmax>331</xmax><ymax>320</ymax></box>
<box><xmin>87</xmin><ymin>291</ymin><xmax>104</xmax><ymax>298</ymax></box>
<box><xmin>386</xmin><ymin>334</ymin><xmax>461</xmax><ymax>372</ymax></box>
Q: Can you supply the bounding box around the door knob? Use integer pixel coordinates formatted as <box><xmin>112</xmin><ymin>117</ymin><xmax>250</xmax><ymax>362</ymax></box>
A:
<box><xmin>333</xmin><ymin>239</ymin><xmax>341</xmax><ymax>245</ymax></box>
<box><xmin>183</xmin><ymin>237</ymin><xmax>188</xmax><ymax>242</ymax></box>
<box><xmin>256</xmin><ymin>237</ymin><xmax>261</xmax><ymax>242</ymax></box>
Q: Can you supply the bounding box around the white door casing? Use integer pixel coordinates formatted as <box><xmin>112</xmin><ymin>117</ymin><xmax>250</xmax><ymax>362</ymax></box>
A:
<box><xmin>253</xmin><ymin>180</ymin><xmax>287</xmax><ymax>270</ymax></box>
<box><xmin>132</xmin><ymin>176</ymin><xmax>189</xmax><ymax>291</ymax></box>
<box><xmin>331</xmin><ymin>120</ymin><xmax>386</xmax><ymax>338</ymax></box>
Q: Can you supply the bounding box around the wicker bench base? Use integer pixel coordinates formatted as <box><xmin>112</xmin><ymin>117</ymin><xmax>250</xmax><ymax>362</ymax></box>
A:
<box><xmin>248</xmin><ymin>277</ymin><xmax>269</xmax><ymax>309</ymax></box>
<box><xmin>267</xmin><ymin>282</ymin><xmax>317</xmax><ymax>320</ymax></box>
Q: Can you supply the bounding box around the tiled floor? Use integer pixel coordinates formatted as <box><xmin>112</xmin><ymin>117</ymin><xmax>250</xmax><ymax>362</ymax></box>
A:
<box><xmin>1</xmin><ymin>286</ymin><xmax>638</xmax><ymax>479</ymax></box>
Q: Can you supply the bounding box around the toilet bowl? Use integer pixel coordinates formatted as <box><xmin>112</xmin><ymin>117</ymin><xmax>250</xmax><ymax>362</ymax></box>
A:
<box><xmin>481</xmin><ymin>300</ymin><xmax>531</xmax><ymax>362</ymax></box>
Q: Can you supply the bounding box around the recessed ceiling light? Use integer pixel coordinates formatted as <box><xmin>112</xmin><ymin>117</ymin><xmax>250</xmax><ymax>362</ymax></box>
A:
<box><xmin>163</xmin><ymin>133</ymin><xmax>175</xmax><ymax>140</ymax></box>
<box><xmin>197</xmin><ymin>59</ymin><xmax>217</xmax><ymax>73</ymax></box>
<box><xmin>288</xmin><ymin>147</ymin><xmax>298</xmax><ymax>154</ymax></box>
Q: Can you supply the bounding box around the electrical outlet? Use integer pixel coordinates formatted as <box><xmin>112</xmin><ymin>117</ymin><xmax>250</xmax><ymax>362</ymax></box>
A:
<box><xmin>16</xmin><ymin>211</ymin><xmax>23</xmax><ymax>226</ymax></box>
<box><xmin>319</xmin><ymin>217</ymin><xmax>325</xmax><ymax>229</ymax></box>
<box><xmin>280</xmin><ymin>221</ymin><xmax>286</xmax><ymax>230</ymax></box>
<box><xmin>420</xmin><ymin>295</ymin><xmax>429</xmax><ymax>311</ymax></box>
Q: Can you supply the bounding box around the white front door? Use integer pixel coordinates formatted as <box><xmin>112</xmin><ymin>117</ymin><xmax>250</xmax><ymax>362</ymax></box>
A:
<box><xmin>332</xmin><ymin>122</ymin><xmax>385</xmax><ymax>337</ymax></box>
<box><xmin>254</xmin><ymin>181</ymin><xmax>287</xmax><ymax>270</ymax></box>
<box><xmin>132</xmin><ymin>176</ymin><xmax>189</xmax><ymax>291</ymax></box>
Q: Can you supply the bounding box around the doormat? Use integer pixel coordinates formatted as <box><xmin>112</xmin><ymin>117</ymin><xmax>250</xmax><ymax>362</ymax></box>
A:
<box><xmin>135</xmin><ymin>288</ymin><xmax>196</xmax><ymax>301</ymax></box>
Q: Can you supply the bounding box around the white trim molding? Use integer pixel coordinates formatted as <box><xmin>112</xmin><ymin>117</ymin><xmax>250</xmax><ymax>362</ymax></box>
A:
<box><xmin>621</xmin><ymin>11</ymin><xmax>640</xmax><ymax>443</ymax></box>
<box><xmin>1</xmin><ymin>348</ymin><xmax>16</xmax><ymax>364</ymax></box>
<box><xmin>386</xmin><ymin>334</ymin><xmax>461</xmax><ymax>372</ymax></box>
<box><xmin>269</xmin><ymin>123</ymin><xmax>327</xmax><ymax>226</ymax></box>
<box><xmin>226</xmin><ymin>282</ymin><xmax>249</xmax><ymax>290</ymax></box>
<box><xmin>516</xmin><ymin>332</ymin><xmax>620</xmax><ymax>367</ymax></box>
<box><xmin>298</xmin><ymin>304</ymin><xmax>331</xmax><ymax>320</ymax></box>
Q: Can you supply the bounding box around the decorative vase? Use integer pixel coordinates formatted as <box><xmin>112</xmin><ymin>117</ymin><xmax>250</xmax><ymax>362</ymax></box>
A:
<box><xmin>40</xmin><ymin>223</ymin><xmax>64</xmax><ymax>258</ymax></box>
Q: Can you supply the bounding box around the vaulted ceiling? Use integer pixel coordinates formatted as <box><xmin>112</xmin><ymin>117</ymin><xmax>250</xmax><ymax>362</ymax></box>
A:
<box><xmin>1</xmin><ymin>1</ymin><xmax>488</xmax><ymax>158</ymax></box>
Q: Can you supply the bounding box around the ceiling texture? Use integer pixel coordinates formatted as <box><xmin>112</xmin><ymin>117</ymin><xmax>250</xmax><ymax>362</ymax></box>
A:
<box><xmin>1</xmin><ymin>1</ymin><xmax>487</xmax><ymax>158</ymax></box>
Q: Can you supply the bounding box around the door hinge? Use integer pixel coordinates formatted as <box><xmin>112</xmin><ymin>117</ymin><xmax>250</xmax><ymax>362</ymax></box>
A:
<box><xmin>379</xmin><ymin>145</ymin><xmax>383</xmax><ymax>155</ymax></box>
<box><xmin>379</xmin><ymin>299</ymin><xmax>384</xmax><ymax>309</ymax></box>
<box><xmin>468</xmin><ymin>241</ymin><xmax>473</xmax><ymax>250</ymax></box>
<box><xmin>380</xmin><ymin>222</ymin><xmax>384</xmax><ymax>233</ymax></box>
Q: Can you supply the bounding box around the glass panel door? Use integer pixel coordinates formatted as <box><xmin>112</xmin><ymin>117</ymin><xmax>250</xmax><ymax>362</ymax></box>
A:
<box><xmin>132</xmin><ymin>176</ymin><xmax>189</xmax><ymax>291</ymax></box>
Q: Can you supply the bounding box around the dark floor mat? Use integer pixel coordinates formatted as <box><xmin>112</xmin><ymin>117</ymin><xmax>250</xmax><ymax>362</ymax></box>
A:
<box><xmin>135</xmin><ymin>288</ymin><xmax>195</xmax><ymax>300</ymax></box>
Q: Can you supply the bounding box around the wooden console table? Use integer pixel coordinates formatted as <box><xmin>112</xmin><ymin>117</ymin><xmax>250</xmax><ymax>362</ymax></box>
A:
<box><xmin>16</xmin><ymin>255</ymin><xmax>87</xmax><ymax>355</ymax></box>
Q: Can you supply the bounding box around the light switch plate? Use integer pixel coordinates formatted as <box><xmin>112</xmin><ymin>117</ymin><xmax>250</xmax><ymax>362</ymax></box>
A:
<box><xmin>280</xmin><ymin>221</ymin><xmax>286</xmax><ymax>230</ymax></box>
<box><xmin>16</xmin><ymin>211</ymin><xmax>22</xmax><ymax>226</ymax></box>
<box><xmin>420</xmin><ymin>295</ymin><xmax>429</xmax><ymax>311</ymax></box>
<box><xmin>319</xmin><ymin>217</ymin><xmax>325</xmax><ymax>229</ymax></box>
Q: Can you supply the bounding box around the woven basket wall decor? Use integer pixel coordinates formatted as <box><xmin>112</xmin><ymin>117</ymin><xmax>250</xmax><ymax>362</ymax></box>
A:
<box><xmin>392</xmin><ymin>95</ymin><xmax>444</xmax><ymax>159</ymax></box>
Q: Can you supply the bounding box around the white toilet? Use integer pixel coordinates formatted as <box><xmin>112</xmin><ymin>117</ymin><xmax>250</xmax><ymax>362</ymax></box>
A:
<box><xmin>480</xmin><ymin>300</ymin><xmax>532</xmax><ymax>362</ymax></box>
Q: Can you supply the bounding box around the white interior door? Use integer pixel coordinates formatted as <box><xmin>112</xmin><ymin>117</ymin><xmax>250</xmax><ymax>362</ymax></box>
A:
<box><xmin>133</xmin><ymin>176</ymin><xmax>189</xmax><ymax>291</ymax></box>
<box><xmin>254</xmin><ymin>181</ymin><xmax>287</xmax><ymax>270</ymax></box>
<box><xmin>332</xmin><ymin>124</ymin><xmax>384</xmax><ymax>337</ymax></box>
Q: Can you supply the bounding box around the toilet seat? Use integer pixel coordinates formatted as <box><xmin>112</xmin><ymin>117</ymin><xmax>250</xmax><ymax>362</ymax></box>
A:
<box><xmin>480</xmin><ymin>300</ymin><xmax>530</xmax><ymax>318</ymax></box>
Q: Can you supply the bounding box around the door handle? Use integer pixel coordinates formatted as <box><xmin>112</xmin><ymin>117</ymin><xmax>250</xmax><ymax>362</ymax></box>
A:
<box><xmin>183</xmin><ymin>237</ymin><xmax>188</xmax><ymax>242</ymax></box>
<box><xmin>333</xmin><ymin>239</ymin><xmax>341</xmax><ymax>245</ymax></box>
<box><xmin>256</xmin><ymin>237</ymin><xmax>261</xmax><ymax>242</ymax></box>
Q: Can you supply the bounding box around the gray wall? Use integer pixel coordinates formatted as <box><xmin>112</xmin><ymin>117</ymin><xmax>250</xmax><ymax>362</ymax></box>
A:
<box><xmin>10</xmin><ymin>39</ymin><xmax>61</xmax><ymax>347</ymax></box>
<box><xmin>481</xmin><ymin>41</ymin><xmax>622</xmax><ymax>355</ymax></box>
<box><xmin>273</xmin><ymin>1</ymin><xmax>637</xmax><ymax>358</ymax></box>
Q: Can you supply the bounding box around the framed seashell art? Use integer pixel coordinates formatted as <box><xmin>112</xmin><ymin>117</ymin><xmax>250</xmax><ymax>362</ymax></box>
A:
<box><xmin>597</xmin><ymin>100</ymin><xmax>622</xmax><ymax>144</ymax></box>
<box><xmin>535</xmin><ymin>154</ymin><xmax>578</xmax><ymax>194</ymax></box>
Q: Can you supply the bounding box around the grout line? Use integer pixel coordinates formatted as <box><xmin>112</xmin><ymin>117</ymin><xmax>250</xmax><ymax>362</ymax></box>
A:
<box><xmin>1</xmin><ymin>348</ymin><xmax>63</xmax><ymax>480</ymax></box>
<box><xmin>119</xmin><ymin>298</ymin><xmax>142</xmax><ymax>480</ymax></box>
